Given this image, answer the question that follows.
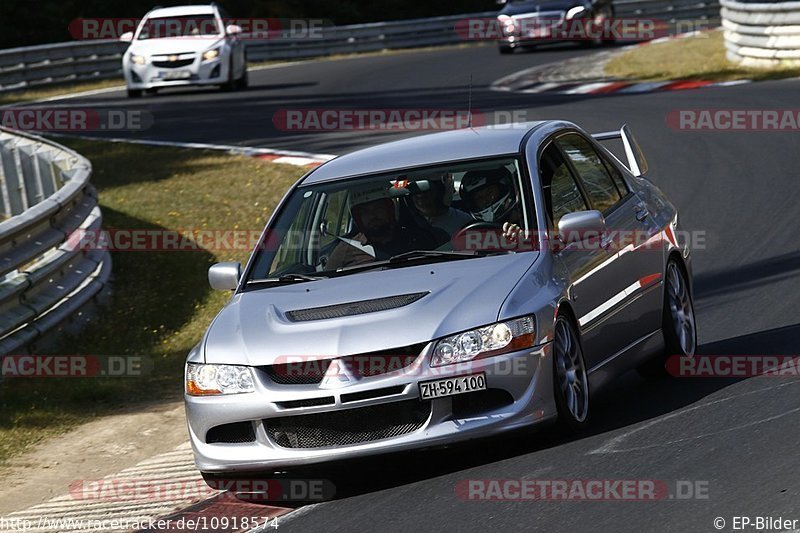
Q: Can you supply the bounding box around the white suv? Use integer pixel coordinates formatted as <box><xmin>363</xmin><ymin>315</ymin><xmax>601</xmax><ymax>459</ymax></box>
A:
<box><xmin>120</xmin><ymin>4</ymin><xmax>247</xmax><ymax>97</ymax></box>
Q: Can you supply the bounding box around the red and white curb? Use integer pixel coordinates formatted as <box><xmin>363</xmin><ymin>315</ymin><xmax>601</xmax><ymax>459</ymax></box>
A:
<box><xmin>0</xmin><ymin>442</ymin><xmax>294</xmax><ymax>533</ymax></box>
<box><xmin>506</xmin><ymin>78</ymin><xmax>752</xmax><ymax>95</ymax></box>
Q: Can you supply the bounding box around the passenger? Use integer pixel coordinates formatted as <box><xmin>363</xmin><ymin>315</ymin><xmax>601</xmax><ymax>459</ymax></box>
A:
<box><xmin>326</xmin><ymin>184</ymin><xmax>437</xmax><ymax>270</ymax></box>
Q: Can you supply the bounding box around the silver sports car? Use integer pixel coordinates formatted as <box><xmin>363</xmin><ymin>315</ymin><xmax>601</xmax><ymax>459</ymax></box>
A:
<box><xmin>185</xmin><ymin>121</ymin><xmax>696</xmax><ymax>483</ymax></box>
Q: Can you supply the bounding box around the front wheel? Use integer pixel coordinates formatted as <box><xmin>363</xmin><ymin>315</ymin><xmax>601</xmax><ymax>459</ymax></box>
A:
<box><xmin>552</xmin><ymin>315</ymin><xmax>590</xmax><ymax>432</ymax></box>
<box><xmin>126</xmin><ymin>88</ymin><xmax>142</xmax><ymax>98</ymax></box>
<box><xmin>499</xmin><ymin>45</ymin><xmax>514</xmax><ymax>55</ymax></box>
<box><xmin>638</xmin><ymin>259</ymin><xmax>697</xmax><ymax>378</ymax></box>
<box><xmin>235</xmin><ymin>64</ymin><xmax>249</xmax><ymax>90</ymax></box>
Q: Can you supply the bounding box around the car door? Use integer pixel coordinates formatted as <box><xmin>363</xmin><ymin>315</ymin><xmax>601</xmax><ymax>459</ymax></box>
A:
<box><xmin>540</xmin><ymin>141</ymin><xmax>625</xmax><ymax>370</ymax></box>
<box><xmin>556</xmin><ymin>132</ymin><xmax>664</xmax><ymax>357</ymax></box>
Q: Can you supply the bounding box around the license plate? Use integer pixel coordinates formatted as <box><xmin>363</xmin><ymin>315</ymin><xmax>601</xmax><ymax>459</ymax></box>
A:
<box><xmin>161</xmin><ymin>70</ymin><xmax>191</xmax><ymax>80</ymax></box>
<box><xmin>419</xmin><ymin>373</ymin><xmax>487</xmax><ymax>400</ymax></box>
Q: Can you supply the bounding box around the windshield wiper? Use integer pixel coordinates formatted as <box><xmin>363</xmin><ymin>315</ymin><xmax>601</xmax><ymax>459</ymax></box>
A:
<box><xmin>388</xmin><ymin>250</ymin><xmax>496</xmax><ymax>263</ymax></box>
<box><xmin>335</xmin><ymin>249</ymin><xmax>508</xmax><ymax>275</ymax></box>
<box><xmin>247</xmin><ymin>273</ymin><xmax>328</xmax><ymax>285</ymax></box>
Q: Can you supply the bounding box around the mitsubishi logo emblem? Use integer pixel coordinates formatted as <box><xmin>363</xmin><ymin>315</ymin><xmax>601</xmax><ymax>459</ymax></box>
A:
<box><xmin>320</xmin><ymin>359</ymin><xmax>355</xmax><ymax>389</ymax></box>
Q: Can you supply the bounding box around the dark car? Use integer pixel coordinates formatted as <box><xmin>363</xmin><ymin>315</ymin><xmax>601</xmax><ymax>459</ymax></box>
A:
<box><xmin>496</xmin><ymin>0</ymin><xmax>616</xmax><ymax>53</ymax></box>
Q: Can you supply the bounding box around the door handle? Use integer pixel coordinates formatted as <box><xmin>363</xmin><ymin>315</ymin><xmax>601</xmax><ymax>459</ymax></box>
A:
<box><xmin>634</xmin><ymin>204</ymin><xmax>649</xmax><ymax>221</ymax></box>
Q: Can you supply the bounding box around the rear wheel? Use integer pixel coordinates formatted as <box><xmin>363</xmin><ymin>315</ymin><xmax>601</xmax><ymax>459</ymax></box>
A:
<box><xmin>126</xmin><ymin>88</ymin><xmax>142</xmax><ymax>98</ymax></box>
<box><xmin>552</xmin><ymin>315</ymin><xmax>590</xmax><ymax>432</ymax></box>
<box><xmin>499</xmin><ymin>45</ymin><xmax>514</xmax><ymax>55</ymax></box>
<box><xmin>638</xmin><ymin>259</ymin><xmax>697</xmax><ymax>378</ymax></box>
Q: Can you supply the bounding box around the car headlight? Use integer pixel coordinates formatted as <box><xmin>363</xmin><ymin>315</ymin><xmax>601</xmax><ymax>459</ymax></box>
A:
<box><xmin>430</xmin><ymin>316</ymin><xmax>536</xmax><ymax>367</ymax></box>
<box><xmin>498</xmin><ymin>15</ymin><xmax>516</xmax><ymax>34</ymax></box>
<box><xmin>186</xmin><ymin>363</ymin><xmax>255</xmax><ymax>395</ymax></box>
<box><xmin>130</xmin><ymin>53</ymin><xmax>146</xmax><ymax>65</ymax></box>
<box><xmin>202</xmin><ymin>48</ymin><xmax>220</xmax><ymax>61</ymax></box>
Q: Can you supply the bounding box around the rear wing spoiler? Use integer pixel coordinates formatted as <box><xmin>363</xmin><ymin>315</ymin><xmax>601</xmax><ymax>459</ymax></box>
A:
<box><xmin>591</xmin><ymin>124</ymin><xmax>649</xmax><ymax>177</ymax></box>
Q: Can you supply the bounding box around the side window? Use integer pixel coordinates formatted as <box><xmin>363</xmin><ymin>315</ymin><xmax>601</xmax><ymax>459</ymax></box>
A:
<box><xmin>319</xmin><ymin>190</ymin><xmax>351</xmax><ymax>246</ymax></box>
<box><xmin>557</xmin><ymin>133</ymin><xmax>622</xmax><ymax>213</ymax></box>
<box><xmin>540</xmin><ymin>143</ymin><xmax>588</xmax><ymax>227</ymax></box>
<box><xmin>601</xmin><ymin>156</ymin><xmax>629</xmax><ymax>197</ymax></box>
<box><xmin>271</xmin><ymin>194</ymin><xmax>314</xmax><ymax>273</ymax></box>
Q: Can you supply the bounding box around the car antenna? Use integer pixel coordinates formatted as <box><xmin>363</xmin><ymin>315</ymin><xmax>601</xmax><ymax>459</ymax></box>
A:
<box><xmin>467</xmin><ymin>74</ymin><xmax>473</xmax><ymax>129</ymax></box>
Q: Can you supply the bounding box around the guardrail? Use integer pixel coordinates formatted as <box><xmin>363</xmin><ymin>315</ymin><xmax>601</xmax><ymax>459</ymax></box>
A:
<box><xmin>0</xmin><ymin>127</ymin><xmax>110</xmax><ymax>355</ymax></box>
<box><xmin>0</xmin><ymin>1</ymin><xmax>720</xmax><ymax>93</ymax></box>
<box><xmin>721</xmin><ymin>0</ymin><xmax>800</xmax><ymax>67</ymax></box>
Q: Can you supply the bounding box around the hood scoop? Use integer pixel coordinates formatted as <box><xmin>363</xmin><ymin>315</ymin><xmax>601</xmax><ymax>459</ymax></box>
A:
<box><xmin>285</xmin><ymin>292</ymin><xmax>429</xmax><ymax>322</ymax></box>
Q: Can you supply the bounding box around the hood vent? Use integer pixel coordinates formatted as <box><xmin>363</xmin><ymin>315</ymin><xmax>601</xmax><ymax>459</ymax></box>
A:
<box><xmin>285</xmin><ymin>292</ymin><xmax>429</xmax><ymax>322</ymax></box>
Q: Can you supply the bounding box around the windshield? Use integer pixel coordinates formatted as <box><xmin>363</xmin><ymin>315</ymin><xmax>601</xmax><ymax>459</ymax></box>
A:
<box><xmin>246</xmin><ymin>157</ymin><xmax>536</xmax><ymax>283</ymax></box>
<box><xmin>137</xmin><ymin>15</ymin><xmax>221</xmax><ymax>40</ymax></box>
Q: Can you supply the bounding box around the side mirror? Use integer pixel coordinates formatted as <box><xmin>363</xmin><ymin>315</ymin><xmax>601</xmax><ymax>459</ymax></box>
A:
<box><xmin>557</xmin><ymin>210</ymin><xmax>606</xmax><ymax>246</ymax></box>
<box><xmin>226</xmin><ymin>24</ymin><xmax>243</xmax><ymax>35</ymax></box>
<box><xmin>208</xmin><ymin>262</ymin><xmax>241</xmax><ymax>290</ymax></box>
<box><xmin>120</xmin><ymin>31</ymin><xmax>134</xmax><ymax>42</ymax></box>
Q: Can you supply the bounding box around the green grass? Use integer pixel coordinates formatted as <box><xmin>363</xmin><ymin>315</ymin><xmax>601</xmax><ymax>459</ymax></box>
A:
<box><xmin>0</xmin><ymin>140</ymin><xmax>304</xmax><ymax>464</ymax></box>
<box><xmin>0</xmin><ymin>79</ymin><xmax>126</xmax><ymax>105</ymax></box>
<box><xmin>605</xmin><ymin>30</ymin><xmax>800</xmax><ymax>82</ymax></box>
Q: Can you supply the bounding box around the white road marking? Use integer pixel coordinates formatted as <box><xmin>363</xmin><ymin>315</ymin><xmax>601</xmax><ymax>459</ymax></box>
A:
<box><xmin>588</xmin><ymin>379</ymin><xmax>800</xmax><ymax>455</ymax></box>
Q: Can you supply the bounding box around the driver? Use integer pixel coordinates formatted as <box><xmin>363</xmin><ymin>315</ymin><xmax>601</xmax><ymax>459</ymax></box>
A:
<box><xmin>325</xmin><ymin>183</ymin><xmax>437</xmax><ymax>270</ymax></box>
<box><xmin>460</xmin><ymin>167</ymin><xmax>524</xmax><ymax>241</ymax></box>
<box><xmin>410</xmin><ymin>173</ymin><xmax>472</xmax><ymax>238</ymax></box>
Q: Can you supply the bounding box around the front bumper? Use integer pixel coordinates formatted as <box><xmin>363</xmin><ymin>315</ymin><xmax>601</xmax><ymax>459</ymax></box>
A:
<box><xmin>124</xmin><ymin>55</ymin><xmax>228</xmax><ymax>90</ymax></box>
<box><xmin>185</xmin><ymin>343</ymin><xmax>556</xmax><ymax>473</ymax></box>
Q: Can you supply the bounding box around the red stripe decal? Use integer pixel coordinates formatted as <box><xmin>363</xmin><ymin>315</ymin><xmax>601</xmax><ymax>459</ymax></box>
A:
<box><xmin>639</xmin><ymin>273</ymin><xmax>662</xmax><ymax>287</ymax></box>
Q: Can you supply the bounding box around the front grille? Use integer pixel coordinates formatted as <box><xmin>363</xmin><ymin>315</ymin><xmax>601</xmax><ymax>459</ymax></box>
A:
<box><xmin>285</xmin><ymin>292</ymin><xmax>428</xmax><ymax>322</ymax></box>
<box><xmin>264</xmin><ymin>359</ymin><xmax>331</xmax><ymax>385</ymax></box>
<box><xmin>512</xmin><ymin>11</ymin><xmax>565</xmax><ymax>21</ymax></box>
<box><xmin>265</xmin><ymin>399</ymin><xmax>431</xmax><ymax>448</ymax></box>
<box><xmin>341</xmin><ymin>385</ymin><xmax>406</xmax><ymax>403</ymax></box>
<box><xmin>276</xmin><ymin>396</ymin><xmax>335</xmax><ymax>409</ymax></box>
<box><xmin>206</xmin><ymin>422</ymin><xmax>256</xmax><ymax>444</ymax></box>
<box><xmin>260</xmin><ymin>343</ymin><xmax>425</xmax><ymax>385</ymax></box>
<box><xmin>152</xmin><ymin>58</ymin><xmax>194</xmax><ymax>68</ymax></box>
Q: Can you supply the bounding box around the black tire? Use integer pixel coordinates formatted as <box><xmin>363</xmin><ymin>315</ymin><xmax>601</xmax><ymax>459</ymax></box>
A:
<box><xmin>145</xmin><ymin>87</ymin><xmax>158</xmax><ymax>95</ymax></box>
<box><xmin>127</xmin><ymin>88</ymin><xmax>142</xmax><ymax>98</ymax></box>
<box><xmin>552</xmin><ymin>314</ymin><xmax>590</xmax><ymax>433</ymax></box>
<box><xmin>220</xmin><ymin>59</ymin><xmax>236</xmax><ymax>92</ymax></box>
<box><xmin>499</xmin><ymin>45</ymin><xmax>514</xmax><ymax>55</ymax></box>
<box><xmin>637</xmin><ymin>259</ymin><xmax>697</xmax><ymax>379</ymax></box>
<box><xmin>235</xmin><ymin>64</ymin><xmax>248</xmax><ymax>90</ymax></box>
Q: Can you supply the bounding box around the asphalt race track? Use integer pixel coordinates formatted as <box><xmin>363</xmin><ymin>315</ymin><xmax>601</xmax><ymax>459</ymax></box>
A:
<box><xmin>36</xmin><ymin>42</ymin><xmax>800</xmax><ymax>532</ymax></box>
